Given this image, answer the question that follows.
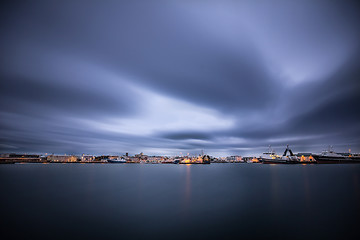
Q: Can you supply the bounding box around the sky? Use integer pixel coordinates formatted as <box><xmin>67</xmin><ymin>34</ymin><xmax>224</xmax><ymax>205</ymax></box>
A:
<box><xmin>1</xmin><ymin>0</ymin><xmax>360</xmax><ymax>156</ymax></box>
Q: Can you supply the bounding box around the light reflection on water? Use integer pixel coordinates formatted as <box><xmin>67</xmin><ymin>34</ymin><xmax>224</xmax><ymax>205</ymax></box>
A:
<box><xmin>0</xmin><ymin>163</ymin><xmax>359</xmax><ymax>240</ymax></box>
<box><xmin>183</xmin><ymin>164</ymin><xmax>191</xmax><ymax>218</ymax></box>
<box><xmin>270</xmin><ymin>165</ymin><xmax>280</xmax><ymax>208</ymax></box>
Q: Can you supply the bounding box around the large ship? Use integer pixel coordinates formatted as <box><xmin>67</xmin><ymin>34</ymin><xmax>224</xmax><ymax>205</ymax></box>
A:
<box><xmin>107</xmin><ymin>157</ymin><xmax>127</xmax><ymax>163</ymax></box>
<box><xmin>259</xmin><ymin>145</ymin><xmax>280</xmax><ymax>163</ymax></box>
<box><xmin>259</xmin><ymin>145</ymin><xmax>299</xmax><ymax>164</ymax></box>
<box><xmin>313</xmin><ymin>146</ymin><xmax>360</xmax><ymax>163</ymax></box>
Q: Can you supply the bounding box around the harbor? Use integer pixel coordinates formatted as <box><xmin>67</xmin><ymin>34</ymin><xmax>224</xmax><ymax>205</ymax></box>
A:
<box><xmin>1</xmin><ymin>1</ymin><xmax>359</xmax><ymax>239</ymax></box>
<box><xmin>1</xmin><ymin>145</ymin><xmax>359</xmax><ymax>165</ymax></box>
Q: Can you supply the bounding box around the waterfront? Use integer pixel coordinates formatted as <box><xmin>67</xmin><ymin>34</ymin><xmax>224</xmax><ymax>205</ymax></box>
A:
<box><xmin>0</xmin><ymin>164</ymin><xmax>359</xmax><ymax>240</ymax></box>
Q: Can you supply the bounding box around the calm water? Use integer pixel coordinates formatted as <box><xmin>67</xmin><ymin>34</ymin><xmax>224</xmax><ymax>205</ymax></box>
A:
<box><xmin>0</xmin><ymin>163</ymin><xmax>359</xmax><ymax>240</ymax></box>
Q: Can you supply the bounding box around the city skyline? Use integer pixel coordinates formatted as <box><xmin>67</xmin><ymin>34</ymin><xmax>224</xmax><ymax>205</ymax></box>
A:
<box><xmin>1</xmin><ymin>1</ymin><xmax>360</xmax><ymax>156</ymax></box>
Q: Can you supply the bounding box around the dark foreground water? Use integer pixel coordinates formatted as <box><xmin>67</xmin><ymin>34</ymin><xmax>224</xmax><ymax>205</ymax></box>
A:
<box><xmin>0</xmin><ymin>163</ymin><xmax>359</xmax><ymax>240</ymax></box>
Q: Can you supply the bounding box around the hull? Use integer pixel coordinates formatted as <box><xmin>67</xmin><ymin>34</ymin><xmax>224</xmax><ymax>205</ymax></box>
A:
<box><xmin>260</xmin><ymin>158</ymin><xmax>299</xmax><ymax>164</ymax></box>
<box><xmin>314</xmin><ymin>156</ymin><xmax>360</xmax><ymax>164</ymax></box>
<box><xmin>107</xmin><ymin>159</ymin><xmax>127</xmax><ymax>163</ymax></box>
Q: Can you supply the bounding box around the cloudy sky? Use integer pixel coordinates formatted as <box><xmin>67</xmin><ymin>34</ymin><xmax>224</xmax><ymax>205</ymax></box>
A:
<box><xmin>1</xmin><ymin>0</ymin><xmax>360</xmax><ymax>156</ymax></box>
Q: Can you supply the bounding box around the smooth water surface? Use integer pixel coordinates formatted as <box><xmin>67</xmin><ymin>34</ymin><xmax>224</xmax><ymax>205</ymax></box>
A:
<box><xmin>1</xmin><ymin>163</ymin><xmax>359</xmax><ymax>240</ymax></box>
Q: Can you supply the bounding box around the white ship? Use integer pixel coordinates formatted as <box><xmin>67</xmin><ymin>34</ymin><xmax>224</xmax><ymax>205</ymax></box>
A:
<box><xmin>313</xmin><ymin>146</ymin><xmax>360</xmax><ymax>163</ymax></box>
<box><xmin>260</xmin><ymin>145</ymin><xmax>299</xmax><ymax>164</ymax></box>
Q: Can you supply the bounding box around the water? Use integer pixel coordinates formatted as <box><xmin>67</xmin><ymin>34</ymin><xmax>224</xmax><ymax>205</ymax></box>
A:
<box><xmin>0</xmin><ymin>163</ymin><xmax>359</xmax><ymax>240</ymax></box>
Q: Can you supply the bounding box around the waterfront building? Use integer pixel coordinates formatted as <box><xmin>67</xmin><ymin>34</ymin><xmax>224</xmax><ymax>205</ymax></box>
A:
<box><xmin>180</xmin><ymin>155</ymin><xmax>211</xmax><ymax>164</ymax></box>
<box><xmin>226</xmin><ymin>155</ymin><xmax>243</xmax><ymax>163</ymax></box>
<box><xmin>242</xmin><ymin>157</ymin><xmax>260</xmax><ymax>163</ymax></box>
<box><xmin>147</xmin><ymin>156</ymin><xmax>164</xmax><ymax>163</ymax></box>
<box><xmin>47</xmin><ymin>155</ymin><xmax>78</xmax><ymax>162</ymax></box>
<box><xmin>0</xmin><ymin>153</ymin><xmax>41</xmax><ymax>163</ymax></box>
<box><xmin>127</xmin><ymin>156</ymin><xmax>140</xmax><ymax>163</ymax></box>
<box><xmin>213</xmin><ymin>157</ymin><xmax>228</xmax><ymax>163</ymax></box>
<box><xmin>296</xmin><ymin>153</ymin><xmax>316</xmax><ymax>163</ymax></box>
<box><xmin>81</xmin><ymin>155</ymin><xmax>95</xmax><ymax>162</ymax></box>
<box><xmin>135</xmin><ymin>152</ymin><xmax>148</xmax><ymax>160</ymax></box>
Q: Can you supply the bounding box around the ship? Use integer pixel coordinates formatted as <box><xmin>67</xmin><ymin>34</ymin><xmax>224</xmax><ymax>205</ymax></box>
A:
<box><xmin>259</xmin><ymin>145</ymin><xmax>280</xmax><ymax>163</ymax></box>
<box><xmin>259</xmin><ymin>145</ymin><xmax>299</xmax><ymax>164</ymax></box>
<box><xmin>313</xmin><ymin>146</ymin><xmax>360</xmax><ymax>164</ymax></box>
<box><xmin>107</xmin><ymin>157</ymin><xmax>127</xmax><ymax>163</ymax></box>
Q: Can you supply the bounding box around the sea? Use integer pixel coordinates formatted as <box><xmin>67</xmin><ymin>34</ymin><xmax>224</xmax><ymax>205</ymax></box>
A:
<box><xmin>0</xmin><ymin>163</ymin><xmax>359</xmax><ymax>240</ymax></box>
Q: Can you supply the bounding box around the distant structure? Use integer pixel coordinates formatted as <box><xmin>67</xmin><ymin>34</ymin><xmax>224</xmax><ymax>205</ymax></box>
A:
<box><xmin>0</xmin><ymin>153</ymin><xmax>41</xmax><ymax>163</ymax></box>
<box><xmin>81</xmin><ymin>154</ymin><xmax>95</xmax><ymax>162</ymax></box>
<box><xmin>47</xmin><ymin>155</ymin><xmax>78</xmax><ymax>162</ymax></box>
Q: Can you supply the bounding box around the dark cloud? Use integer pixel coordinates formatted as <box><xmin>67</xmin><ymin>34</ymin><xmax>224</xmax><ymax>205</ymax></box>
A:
<box><xmin>0</xmin><ymin>76</ymin><xmax>137</xmax><ymax>117</ymax></box>
<box><xmin>161</xmin><ymin>132</ymin><xmax>212</xmax><ymax>141</ymax></box>
<box><xmin>1</xmin><ymin>0</ymin><xmax>360</xmax><ymax>156</ymax></box>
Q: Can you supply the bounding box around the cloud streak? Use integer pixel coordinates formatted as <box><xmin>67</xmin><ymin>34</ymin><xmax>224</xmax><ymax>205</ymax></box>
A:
<box><xmin>1</xmin><ymin>0</ymin><xmax>360</xmax><ymax>156</ymax></box>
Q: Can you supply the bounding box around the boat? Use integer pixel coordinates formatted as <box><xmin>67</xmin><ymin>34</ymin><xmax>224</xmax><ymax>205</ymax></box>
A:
<box><xmin>107</xmin><ymin>158</ymin><xmax>127</xmax><ymax>163</ymax></box>
<box><xmin>313</xmin><ymin>146</ymin><xmax>360</xmax><ymax>163</ymax></box>
<box><xmin>260</xmin><ymin>145</ymin><xmax>299</xmax><ymax>164</ymax></box>
<box><xmin>259</xmin><ymin>145</ymin><xmax>279</xmax><ymax>163</ymax></box>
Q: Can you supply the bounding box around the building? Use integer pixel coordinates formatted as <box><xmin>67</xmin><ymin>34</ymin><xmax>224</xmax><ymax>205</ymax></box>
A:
<box><xmin>135</xmin><ymin>152</ymin><xmax>148</xmax><ymax>160</ymax></box>
<box><xmin>0</xmin><ymin>153</ymin><xmax>41</xmax><ymax>163</ymax></box>
<box><xmin>147</xmin><ymin>156</ymin><xmax>164</xmax><ymax>163</ymax></box>
<box><xmin>47</xmin><ymin>155</ymin><xmax>78</xmax><ymax>162</ymax></box>
<box><xmin>296</xmin><ymin>153</ymin><xmax>315</xmax><ymax>162</ymax></box>
<box><xmin>226</xmin><ymin>155</ymin><xmax>243</xmax><ymax>163</ymax></box>
<box><xmin>81</xmin><ymin>155</ymin><xmax>95</xmax><ymax>162</ymax></box>
<box><xmin>242</xmin><ymin>157</ymin><xmax>260</xmax><ymax>163</ymax></box>
<box><xmin>180</xmin><ymin>155</ymin><xmax>211</xmax><ymax>164</ymax></box>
